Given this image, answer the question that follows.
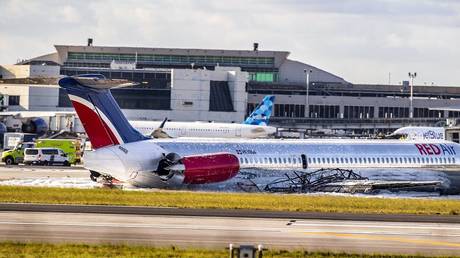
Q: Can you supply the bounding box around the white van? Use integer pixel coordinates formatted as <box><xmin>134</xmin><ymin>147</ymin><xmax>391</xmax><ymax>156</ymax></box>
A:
<box><xmin>24</xmin><ymin>148</ymin><xmax>70</xmax><ymax>166</ymax></box>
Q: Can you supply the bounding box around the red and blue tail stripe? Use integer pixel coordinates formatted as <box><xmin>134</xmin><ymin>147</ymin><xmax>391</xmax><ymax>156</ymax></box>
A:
<box><xmin>58</xmin><ymin>76</ymin><xmax>148</xmax><ymax>149</ymax></box>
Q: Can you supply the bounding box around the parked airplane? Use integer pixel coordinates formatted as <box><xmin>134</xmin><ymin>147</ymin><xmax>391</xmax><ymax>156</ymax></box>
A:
<box><xmin>390</xmin><ymin>126</ymin><xmax>445</xmax><ymax>141</ymax></box>
<box><xmin>59</xmin><ymin>75</ymin><xmax>460</xmax><ymax>188</ymax></box>
<box><xmin>0</xmin><ymin>97</ymin><xmax>276</xmax><ymax>139</ymax></box>
<box><xmin>130</xmin><ymin>95</ymin><xmax>276</xmax><ymax>138</ymax></box>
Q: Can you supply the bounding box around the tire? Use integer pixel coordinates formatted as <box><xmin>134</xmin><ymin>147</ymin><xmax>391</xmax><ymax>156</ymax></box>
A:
<box><xmin>63</xmin><ymin>161</ymin><xmax>70</xmax><ymax>167</ymax></box>
<box><xmin>4</xmin><ymin>157</ymin><xmax>14</xmax><ymax>165</ymax></box>
<box><xmin>43</xmin><ymin>161</ymin><xmax>49</xmax><ymax>166</ymax></box>
<box><xmin>90</xmin><ymin>171</ymin><xmax>101</xmax><ymax>182</ymax></box>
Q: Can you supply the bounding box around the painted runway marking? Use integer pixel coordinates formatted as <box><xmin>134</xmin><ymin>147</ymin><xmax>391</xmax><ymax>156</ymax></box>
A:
<box><xmin>292</xmin><ymin>222</ymin><xmax>460</xmax><ymax>230</ymax></box>
<box><xmin>303</xmin><ymin>232</ymin><xmax>460</xmax><ymax>248</ymax></box>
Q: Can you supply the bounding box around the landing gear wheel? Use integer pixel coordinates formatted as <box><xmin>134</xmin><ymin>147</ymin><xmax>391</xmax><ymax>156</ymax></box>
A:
<box><xmin>4</xmin><ymin>157</ymin><xmax>14</xmax><ymax>165</ymax></box>
<box><xmin>90</xmin><ymin>171</ymin><xmax>101</xmax><ymax>182</ymax></box>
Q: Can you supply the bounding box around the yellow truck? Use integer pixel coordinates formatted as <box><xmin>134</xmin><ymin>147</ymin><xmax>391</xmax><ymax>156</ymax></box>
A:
<box><xmin>35</xmin><ymin>139</ymin><xmax>82</xmax><ymax>164</ymax></box>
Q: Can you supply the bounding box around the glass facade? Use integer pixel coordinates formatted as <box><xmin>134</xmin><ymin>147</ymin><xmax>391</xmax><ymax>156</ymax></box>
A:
<box><xmin>414</xmin><ymin>108</ymin><xmax>444</xmax><ymax>118</ymax></box>
<box><xmin>309</xmin><ymin>105</ymin><xmax>340</xmax><ymax>119</ymax></box>
<box><xmin>209</xmin><ymin>81</ymin><xmax>234</xmax><ymax>112</ymax></box>
<box><xmin>67</xmin><ymin>52</ymin><xmax>274</xmax><ymax>67</ymax></box>
<box><xmin>60</xmin><ymin>68</ymin><xmax>171</xmax><ymax>110</ymax></box>
<box><xmin>344</xmin><ymin>106</ymin><xmax>374</xmax><ymax>119</ymax></box>
<box><xmin>274</xmin><ymin>104</ymin><xmax>305</xmax><ymax>117</ymax></box>
<box><xmin>249</xmin><ymin>72</ymin><xmax>278</xmax><ymax>82</ymax></box>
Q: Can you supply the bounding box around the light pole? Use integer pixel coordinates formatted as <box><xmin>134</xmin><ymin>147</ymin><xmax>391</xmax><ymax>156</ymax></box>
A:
<box><xmin>304</xmin><ymin>69</ymin><xmax>312</xmax><ymax>118</ymax></box>
<box><xmin>408</xmin><ymin>72</ymin><xmax>417</xmax><ymax>119</ymax></box>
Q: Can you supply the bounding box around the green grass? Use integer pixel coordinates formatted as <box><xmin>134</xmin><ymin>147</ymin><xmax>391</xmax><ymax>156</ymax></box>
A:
<box><xmin>0</xmin><ymin>242</ymin><xmax>453</xmax><ymax>258</ymax></box>
<box><xmin>0</xmin><ymin>186</ymin><xmax>459</xmax><ymax>215</ymax></box>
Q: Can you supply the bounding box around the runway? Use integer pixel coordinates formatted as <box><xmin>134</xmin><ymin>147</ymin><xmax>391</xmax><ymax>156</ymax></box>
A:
<box><xmin>0</xmin><ymin>210</ymin><xmax>459</xmax><ymax>255</ymax></box>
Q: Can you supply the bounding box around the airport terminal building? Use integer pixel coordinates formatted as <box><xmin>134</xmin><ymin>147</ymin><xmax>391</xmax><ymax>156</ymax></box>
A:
<box><xmin>2</xmin><ymin>43</ymin><xmax>460</xmax><ymax>137</ymax></box>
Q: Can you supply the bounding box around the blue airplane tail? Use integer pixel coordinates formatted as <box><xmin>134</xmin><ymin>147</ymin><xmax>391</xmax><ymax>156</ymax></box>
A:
<box><xmin>244</xmin><ymin>95</ymin><xmax>275</xmax><ymax>126</ymax></box>
<box><xmin>58</xmin><ymin>75</ymin><xmax>148</xmax><ymax>149</ymax></box>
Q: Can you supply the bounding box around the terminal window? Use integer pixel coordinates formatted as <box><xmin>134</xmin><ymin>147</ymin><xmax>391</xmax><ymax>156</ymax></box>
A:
<box><xmin>209</xmin><ymin>81</ymin><xmax>234</xmax><ymax>112</ymax></box>
<box><xmin>8</xmin><ymin>96</ymin><xmax>20</xmax><ymax>106</ymax></box>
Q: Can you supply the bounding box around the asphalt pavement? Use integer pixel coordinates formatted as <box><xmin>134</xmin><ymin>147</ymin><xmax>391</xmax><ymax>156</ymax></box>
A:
<box><xmin>0</xmin><ymin>208</ymin><xmax>459</xmax><ymax>255</ymax></box>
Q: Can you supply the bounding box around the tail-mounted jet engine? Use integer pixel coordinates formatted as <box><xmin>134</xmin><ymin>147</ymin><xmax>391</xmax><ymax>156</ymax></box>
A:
<box><xmin>156</xmin><ymin>152</ymin><xmax>240</xmax><ymax>184</ymax></box>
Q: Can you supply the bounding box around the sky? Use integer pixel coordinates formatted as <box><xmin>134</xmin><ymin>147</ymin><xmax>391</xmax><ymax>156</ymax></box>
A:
<box><xmin>1</xmin><ymin>0</ymin><xmax>459</xmax><ymax>85</ymax></box>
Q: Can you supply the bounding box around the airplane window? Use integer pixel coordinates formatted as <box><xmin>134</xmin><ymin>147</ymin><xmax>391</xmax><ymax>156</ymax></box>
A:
<box><xmin>340</xmin><ymin>157</ymin><xmax>344</xmax><ymax>163</ymax></box>
<box><xmin>240</xmin><ymin>158</ymin><xmax>244</xmax><ymax>164</ymax></box>
<box><xmin>371</xmin><ymin>157</ymin><xmax>375</xmax><ymax>163</ymax></box>
<box><xmin>435</xmin><ymin>157</ymin><xmax>439</xmax><ymax>164</ymax></box>
<box><xmin>358</xmin><ymin>157</ymin><xmax>362</xmax><ymax>163</ymax></box>
<box><xmin>278</xmin><ymin>157</ymin><xmax>282</xmax><ymax>164</ymax></box>
<box><xmin>334</xmin><ymin>158</ymin><xmax>338</xmax><ymax>163</ymax></box>
<box><xmin>264</xmin><ymin>157</ymin><xmax>268</xmax><ymax>164</ymax></box>
<box><xmin>274</xmin><ymin>158</ymin><xmax>278</xmax><ymax>164</ymax></box>
<box><xmin>430</xmin><ymin>157</ymin><xmax>434</xmax><ymax>164</ymax></box>
<box><xmin>269</xmin><ymin>157</ymin><xmax>273</xmax><ymax>164</ymax></box>
<box><xmin>325</xmin><ymin>157</ymin><xmax>330</xmax><ymax>163</ymax></box>
<box><xmin>344</xmin><ymin>158</ymin><xmax>349</xmax><ymax>163</ymax></box>
<box><xmin>322</xmin><ymin>158</ymin><xmax>326</xmax><ymax>164</ymax></box>
<box><xmin>284</xmin><ymin>157</ymin><xmax>288</xmax><ymax>164</ymax></box>
<box><xmin>293</xmin><ymin>158</ymin><xmax>296</xmax><ymax>164</ymax></box>
<box><xmin>288</xmin><ymin>157</ymin><xmax>291</xmax><ymax>163</ymax></box>
<box><xmin>354</xmin><ymin>158</ymin><xmax>358</xmax><ymax>163</ymax></box>
<box><xmin>307</xmin><ymin>158</ymin><xmax>311</xmax><ymax>164</ymax></box>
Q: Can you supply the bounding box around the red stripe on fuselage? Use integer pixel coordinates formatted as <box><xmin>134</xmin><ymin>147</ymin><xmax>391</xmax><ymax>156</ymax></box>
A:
<box><xmin>71</xmin><ymin>100</ymin><xmax>119</xmax><ymax>149</ymax></box>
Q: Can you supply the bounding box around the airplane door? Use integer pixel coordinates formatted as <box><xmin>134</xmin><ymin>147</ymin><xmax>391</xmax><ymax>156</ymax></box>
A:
<box><xmin>236</xmin><ymin>128</ymin><xmax>242</xmax><ymax>137</ymax></box>
<box><xmin>301</xmin><ymin>154</ymin><xmax>308</xmax><ymax>169</ymax></box>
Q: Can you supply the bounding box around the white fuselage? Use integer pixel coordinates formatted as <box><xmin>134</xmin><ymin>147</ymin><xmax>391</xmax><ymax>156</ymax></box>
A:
<box><xmin>130</xmin><ymin>120</ymin><xmax>276</xmax><ymax>138</ymax></box>
<box><xmin>83</xmin><ymin>140</ymin><xmax>185</xmax><ymax>188</ymax></box>
<box><xmin>155</xmin><ymin>138</ymin><xmax>460</xmax><ymax>170</ymax></box>
<box><xmin>84</xmin><ymin>138</ymin><xmax>460</xmax><ymax>188</ymax></box>
<box><xmin>391</xmin><ymin>126</ymin><xmax>445</xmax><ymax>141</ymax></box>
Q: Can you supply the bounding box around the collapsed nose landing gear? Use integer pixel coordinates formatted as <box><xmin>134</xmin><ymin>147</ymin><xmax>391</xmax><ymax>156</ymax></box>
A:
<box><xmin>90</xmin><ymin>170</ymin><xmax>122</xmax><ymax>188</ymax></box>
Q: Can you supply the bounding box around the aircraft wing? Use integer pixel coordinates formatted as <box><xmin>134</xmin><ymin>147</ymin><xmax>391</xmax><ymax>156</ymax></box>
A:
<box><xmin>0</xmin><ymin>111</ymin><xmax>76</xmax><ymax>118</ymax></box>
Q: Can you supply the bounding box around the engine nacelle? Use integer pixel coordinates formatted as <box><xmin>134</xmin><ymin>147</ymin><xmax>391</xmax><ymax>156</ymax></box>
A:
<box><xmin>182</xmin><ymin>152</ymin><xmax>240</xmax><ymax>184</ymax></box>
<box><xmin>21</xmin><ymin>118</ymin><xmax>48</xmax><ymax>136</ymax></box>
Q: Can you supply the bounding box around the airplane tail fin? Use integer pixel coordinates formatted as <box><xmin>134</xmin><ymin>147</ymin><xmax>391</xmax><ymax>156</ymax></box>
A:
<box><xmin>58</xmin><ymin>75</ymin><xmax>148</xmax><ymax>149</ymax></box>
<box><xmin>244</xmin><ymin>95</ymin><xmax>275</xmax><ymax>126</ymax></box>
